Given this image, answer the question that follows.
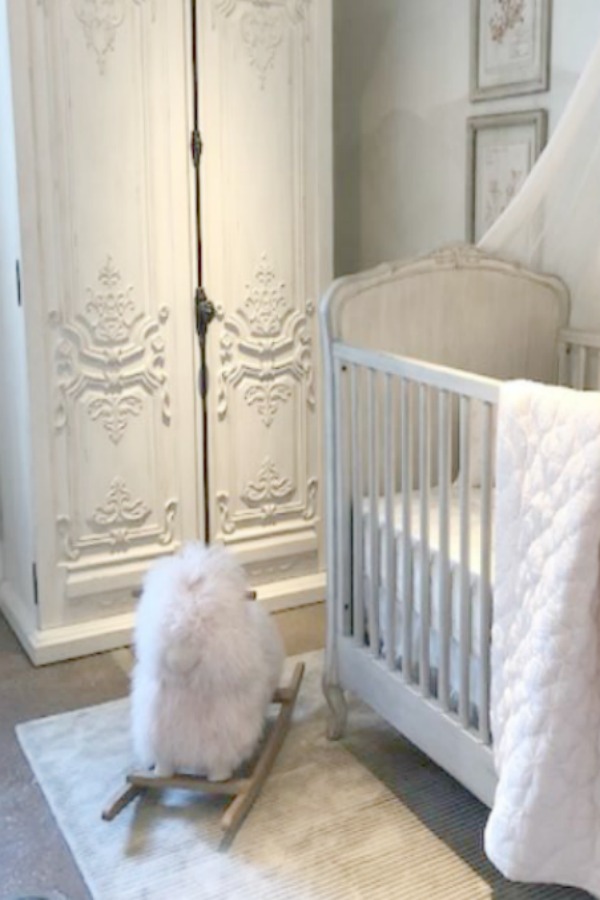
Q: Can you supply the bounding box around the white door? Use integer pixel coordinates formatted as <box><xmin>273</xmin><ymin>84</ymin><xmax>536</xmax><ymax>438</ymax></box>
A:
<box><xmin>9</xmin><ymin>0</ymin><xmax>201</xmax><ymax>639</ymax></box>
<box><xmin>198</xmin><ymin>0</ymin><xmax>332</xmax><ymax>609</ymax></box>
<box><xmin>6</xmin><ymin>0</ymin><xmax>331</xmax><ymax>661</ymax></box>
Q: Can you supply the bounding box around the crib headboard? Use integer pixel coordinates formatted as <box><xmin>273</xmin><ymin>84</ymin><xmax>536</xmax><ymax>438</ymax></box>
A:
<box><xmin>321</xmin><ymin>244</ymin><xmax>569</xmax><ymax>383</ymax></box>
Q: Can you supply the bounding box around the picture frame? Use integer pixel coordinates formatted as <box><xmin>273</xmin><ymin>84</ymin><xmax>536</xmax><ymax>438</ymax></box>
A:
<box><xmin>470</xmin><ymin>0</ymin><xmax>552</xmax><ymax>101</ymax></box>
<box><xmin>466</xmin><ymin>109</ymin><xmax>547</xmax><ymax>243</ymax></box>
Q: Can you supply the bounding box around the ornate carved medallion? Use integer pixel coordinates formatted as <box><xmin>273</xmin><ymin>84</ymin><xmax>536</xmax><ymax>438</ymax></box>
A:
<box><xmin>211</xmin><ymin>0</ymin><xmax>309</xmax><ymax>88</ymax></box>
<box><xmin>57</xmin><ymin>477</ymin><xmax>176</xmax><ymax>560</ymax></box>
<box><xmin>241</xmin><ymin>456</ymin><xmax>295</xmax><ymax>523</ymax></box>
<box><xmin>240</xmin><ymin>7</ymin><xmax>284</xmax><ymax>89</ymax></box>
<box><xmin>50</xmin><ymin>256</ymin><xmax>170</xmax><ymax>445</ymax></box>
<box><xmin>217</xmin><ymin>254</ymin><xmax>314</xmax><ymax>428</ymax></box>
<box><xmin>88</xmin><ymin>477</ymin><xmax>151</xmax><ymax>529</ymax></box>
<box><xmin>244</xmin><ymin>255</ymin><xmax>289</xmax><ymax>336</ymax></box>
<box><xmin>72</xmin><ymin>0</ymin><xmax>155</xmax><ymax>74</ymax></box>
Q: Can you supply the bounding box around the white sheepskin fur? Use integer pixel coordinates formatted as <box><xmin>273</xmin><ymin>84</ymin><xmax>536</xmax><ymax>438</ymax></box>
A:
<box><xmin>131</xmin><ymin>542</ymin><xmax>284</xmax><ymax>781</ymax></box>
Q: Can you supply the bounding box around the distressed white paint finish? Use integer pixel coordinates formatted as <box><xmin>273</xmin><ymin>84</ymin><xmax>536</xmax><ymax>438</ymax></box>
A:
<box><xmin>199</xmin><ymin>0</ymin><xmax>332</xmax><ymax>603</ymax></box>
<box><xmin>2</xmin><ymin>0</ymin><xmax>199</xmax><ymax>658</ymax></box>
<box><xmin>437</xmin><ymin>389</ymin><xmax>452</xmax><ymax>712</ymax></box>
<box><xmin>334</xmin><ymin>0</ymin><xmax>600</xmax><ymax>285</ymax></box>
<box><xmin>320</xmin><ymin>245</ymin><xmax>573</xmax><ymax>807</ymax></box>
<box><xmin>1</xmin><ymin>0</ymin><xmax>332</xmax><ymax>662</ymax></box>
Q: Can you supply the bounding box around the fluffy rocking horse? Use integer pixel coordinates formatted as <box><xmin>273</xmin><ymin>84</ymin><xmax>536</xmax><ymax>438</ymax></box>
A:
<box><xmin>102</xmin><ymin>543</ymin><xmax>304</xmax><ymax>850</ymax></box>
<box><xmin>103</xmin><ymin>33</ymin><xmax>304</xmax><ymax>839</ymax></box>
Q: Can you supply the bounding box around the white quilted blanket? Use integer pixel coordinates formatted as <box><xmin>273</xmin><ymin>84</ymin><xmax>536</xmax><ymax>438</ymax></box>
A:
<box><xmin>485</xmin><ymin>380</ymin><xmax>600</xmax><ymax>896</ymax></box>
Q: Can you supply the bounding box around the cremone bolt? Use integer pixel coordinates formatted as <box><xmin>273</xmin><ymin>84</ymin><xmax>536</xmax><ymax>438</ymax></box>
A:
<box><xmin>195</xmin><ymin>287</ymin><xmax>216</xmax><ymax>340</ymax></box>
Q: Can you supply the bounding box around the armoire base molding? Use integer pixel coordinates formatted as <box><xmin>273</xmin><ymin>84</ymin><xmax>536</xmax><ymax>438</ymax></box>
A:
<box><xmin>1</xmin><ymin>572</ymin><xmax>325</xmax><ymax>666</ymax></box>
<box><xmin>0</xmin><ymin>586</ymin><xmax>136</xmax><ymax>666</ymax></box>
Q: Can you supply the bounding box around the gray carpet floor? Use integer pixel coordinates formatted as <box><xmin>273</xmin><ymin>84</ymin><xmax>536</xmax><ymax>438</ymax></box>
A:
<box><xmin>0</xmin><ymin>614</ymin><xmax>129</xmax><ymax>900</ymax></box>
<box><xmin>0</xmin><ymin>613</ymin><xmax>593</xmax><ymax>899</ymax></box>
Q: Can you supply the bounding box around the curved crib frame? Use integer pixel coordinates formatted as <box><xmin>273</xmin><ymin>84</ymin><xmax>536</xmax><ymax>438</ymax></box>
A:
<box><xmin>319</xmin><ymin>244</ymin><xmax>597</xmax><ymax>806</ymax></box>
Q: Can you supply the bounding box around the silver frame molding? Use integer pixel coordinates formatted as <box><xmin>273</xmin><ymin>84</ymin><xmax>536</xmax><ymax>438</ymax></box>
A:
<box><xmin>465</xmin><ymin>108</ymin><xmax>548</xmax><ymax>243</ymax></box>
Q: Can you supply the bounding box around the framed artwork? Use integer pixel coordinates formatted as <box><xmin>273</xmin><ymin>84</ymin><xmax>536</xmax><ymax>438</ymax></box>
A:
<box><xmin>466</xmin><ymin>109</ymin><xmax>547</xmax><ymax>242</ymax></box>
<box><xmin>470</xmin><ymin>0</ymin><xmax>551</xmax><ymax>101</ymax></box>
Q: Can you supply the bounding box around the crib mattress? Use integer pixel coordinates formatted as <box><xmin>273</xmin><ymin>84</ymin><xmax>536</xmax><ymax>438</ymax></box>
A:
<box><xmin>363</xmin><ymin>484</ymin><xmax>487</xmax><ymax>575</ymax></box>
<box><xmin>362</xmin><ymin>486</ymin><xmax>493</xmax><ymax>719</ymax></box>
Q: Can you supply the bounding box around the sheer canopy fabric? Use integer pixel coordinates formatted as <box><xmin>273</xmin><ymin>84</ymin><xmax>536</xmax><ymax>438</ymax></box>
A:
<box><xmin>479</xmin><ymin>37</ymin><xmax>600</xmax><ymax>329</ymax></box>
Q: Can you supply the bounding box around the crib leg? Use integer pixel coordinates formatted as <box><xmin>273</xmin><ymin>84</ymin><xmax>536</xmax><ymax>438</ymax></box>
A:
<box><xmin>322</xmin><ymin>675</ymin><xmax>347</xmax><ymax>740</ymax></box>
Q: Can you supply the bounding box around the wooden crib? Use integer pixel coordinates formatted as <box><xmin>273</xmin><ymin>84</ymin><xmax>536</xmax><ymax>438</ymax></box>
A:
<box><xmin>320</xmin><ymin>244</ymin><xmax>600</xmax><ymax>807</ymax></box>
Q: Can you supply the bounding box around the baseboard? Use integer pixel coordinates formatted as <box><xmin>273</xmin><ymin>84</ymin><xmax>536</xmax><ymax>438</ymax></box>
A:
<box><xmin>257</xmin><ymin>572</ymin><xmax>326</xmax><ymax>612</ymax></box>
<box><xmin>1</xmin><ymin>581</ymin><xmax>136</xmax><ymax>666</ymax></box>
<box><xmin>1</xmin><ymin>571</ymin><xmax>326</xmax><ymax>666</ymax></box>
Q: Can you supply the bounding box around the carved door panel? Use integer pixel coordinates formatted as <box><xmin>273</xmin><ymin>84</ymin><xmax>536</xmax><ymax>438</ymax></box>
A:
<box><xmin>18</xmin><ymin>1</ymin><xmax>200</xmax><ymax>628</ymax></box>
<box><xmin>199</xmin><ymin>0</ymin><xmax>331</xmax><ymax>604</ymax></box>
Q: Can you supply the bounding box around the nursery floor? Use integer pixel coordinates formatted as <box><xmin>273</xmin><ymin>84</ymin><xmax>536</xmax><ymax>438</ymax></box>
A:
<box><xmin>0</xmin><ymin>605</ymin><xmax>325</xmax><ymax>900</ymax></box>
<box><xmin>1</xmin><ymin>607</ymin><xmax>593</xmax><ymax>900</ymax></box>
<box><xmin>0</xmin><ymin>614</ymin><xmax>128</xmax><ymax>900</ymax></box>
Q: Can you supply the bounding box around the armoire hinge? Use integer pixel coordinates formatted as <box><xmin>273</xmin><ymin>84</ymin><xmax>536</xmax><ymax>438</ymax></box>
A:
<box><xmin>16</xmin><ymin>260</ymin><xmax>22</xmax><ymax>307</ymax></box>
<box><xmin>191</xmin><ymin>128</ymin><xmax>202</xmax><ymax>168</ymax></box>
<box><xmin>32</xmin><ymin>562</ymin><xmax>39</xmax><ymax>606</ymax></box>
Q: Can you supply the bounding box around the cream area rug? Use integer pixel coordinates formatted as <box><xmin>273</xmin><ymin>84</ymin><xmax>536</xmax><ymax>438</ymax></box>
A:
<box><xmin>16</xmin><ymin>652</ymin><xmax>588</xmax><ymax>900</ymax></box>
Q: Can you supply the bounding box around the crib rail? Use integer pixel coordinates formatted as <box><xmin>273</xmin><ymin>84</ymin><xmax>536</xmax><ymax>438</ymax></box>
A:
<box><xmin>558</xmin><ymin>328</ymin><xmax>600</xmax><ymax>389</ymax></box>
<box><xmin>332</xmin><ymin>341</ymin><xmax>499</xmax><ymax>745</ymax></box>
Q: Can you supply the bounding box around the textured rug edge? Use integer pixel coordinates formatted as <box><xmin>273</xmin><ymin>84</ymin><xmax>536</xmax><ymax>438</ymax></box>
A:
<box><xmin>15</xmin><ymin>696</ymin><xmax>127</xmax><ymax>737</ymax></box>
<box><xmin>15</xmin><ymin>722</ymin><xmax>106</xmax><ymax>900</ymax></box>
<box><xmin>14</xmin><ymin>650</ymin><xmax>325</xmax><ymax>900</ymax></box>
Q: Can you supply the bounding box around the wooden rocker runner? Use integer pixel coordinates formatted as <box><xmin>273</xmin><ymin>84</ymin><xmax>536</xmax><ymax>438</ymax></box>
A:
<box><xmin>102</xmin><ymin>660</ymin><xmax>305</xmax><ymax>851</ymax></box>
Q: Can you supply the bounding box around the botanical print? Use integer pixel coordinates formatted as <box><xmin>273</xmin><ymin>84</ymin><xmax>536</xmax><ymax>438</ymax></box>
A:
<box><xmin>480</xmin><ymin>153</ymin><xmax>527</xmax><ymax>236</ymax></box>
<box><xmin>489</xmin><ymin>0</ymin><xmax>525</xmax><ymax>43</ymax></box>
<box><xmin>475</xmin><ymin>131</ymin><xmax>532</xmax><ymax>240</ymax></box>
<box><xmin>483</xmin><ymin>168</ymin><xmax>522</xmax><ymax>229</ymax></box>
<box><xmin>483</xmin><ymin>0</ymin><xmax>536</xmax><ymax>73</ymax></box>
<box><xmin>472</xmin><ymin>0</ymin><xmax>549</xmax><ymax>99</ymax></box>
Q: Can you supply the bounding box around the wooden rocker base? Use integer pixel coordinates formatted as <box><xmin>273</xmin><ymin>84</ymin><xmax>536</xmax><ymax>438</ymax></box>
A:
<box><xmin>102</xmin><ymin>661</ymin><xmax>305</xmax><ymax>851</ymax></box>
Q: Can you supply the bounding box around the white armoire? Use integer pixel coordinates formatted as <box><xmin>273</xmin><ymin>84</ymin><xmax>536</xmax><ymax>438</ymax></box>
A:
<box><xmin>0</xmin><ymin>0</ymin><xmax>332</xmax><ymax>664</ymax></box>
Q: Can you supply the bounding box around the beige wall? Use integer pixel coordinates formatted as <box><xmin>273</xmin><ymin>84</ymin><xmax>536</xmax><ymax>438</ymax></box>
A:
<box><xmin>334</xmin><ymin>0</ymin><xmax>600</xmax><ymax>276</ymax></box>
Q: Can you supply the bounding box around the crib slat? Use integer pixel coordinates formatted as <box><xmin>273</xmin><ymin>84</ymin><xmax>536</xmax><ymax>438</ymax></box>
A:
<box><xmin>437</xmin><ymin>390</ymin><xmax>452</xmax><ymax>712</ymax></box>
<box><xmin>334</xmin><ymin>360</ymin><xmax>350</xmax><ymax>637</ymax></box>
<box><xmin>350</xmin><ymin>365</ymin><xmax>365</xmax><ymax>647</ymax></box>
<box><xmin>591</xmin><ymin>348</ymin><xmax>600</xmax><ymax>390</ymax></box>
<box><xmin>458</xmin><ymin>396</ymin><xmax>471</xmax><ymax>728</ymax></box>
<box><xmin>368</xmin><ymin>369</ymin><xmax>380</xmax><ymax>657</ymax></box>
<box><xmin>557</xmin><ymin>342</ymin><xmax>568</xmax><ymax>387</ymax></box>
<box><xmin>418</xmin><ymin>384</ymin><xmax>431</xmax><ymax>697</ymax></box>
<box><xmin>574</xmin><ymin>345</ymin><xmax>587</xmax><ymax>389</ymax></box>
<box><xmin>400</xmin><ymin>378</ymin><xmax>413</xmax><ymax>682</ymax></box>
<box><xmin>479</xmin><ymin>401</ymin><xmax>494</xmax><ymax>745</ymax></box>
<box><xmin>595</xmin><ymin>350</ymin><xmax>600</xmax><ymax>390</ymax></box>
<box><xmin>384</xmin><ymin>375</ymin><xmax>397</xmax><ymax>670</ymax></box>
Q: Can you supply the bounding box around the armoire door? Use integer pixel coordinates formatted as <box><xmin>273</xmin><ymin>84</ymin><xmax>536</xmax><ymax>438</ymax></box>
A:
<box><xmin>4</xmin><ymin>0</ymin><xmax>331</xmax><ymax>661</ymax></box>
<box><xmin>198</xmin><ymin>0</ymin><xmax>332</xmax><ymax>609</ymax></box>
<box><xmin>8</xmin><ymin>0</ymin><xmax>201</xmax><ymax>659</ymax></box>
